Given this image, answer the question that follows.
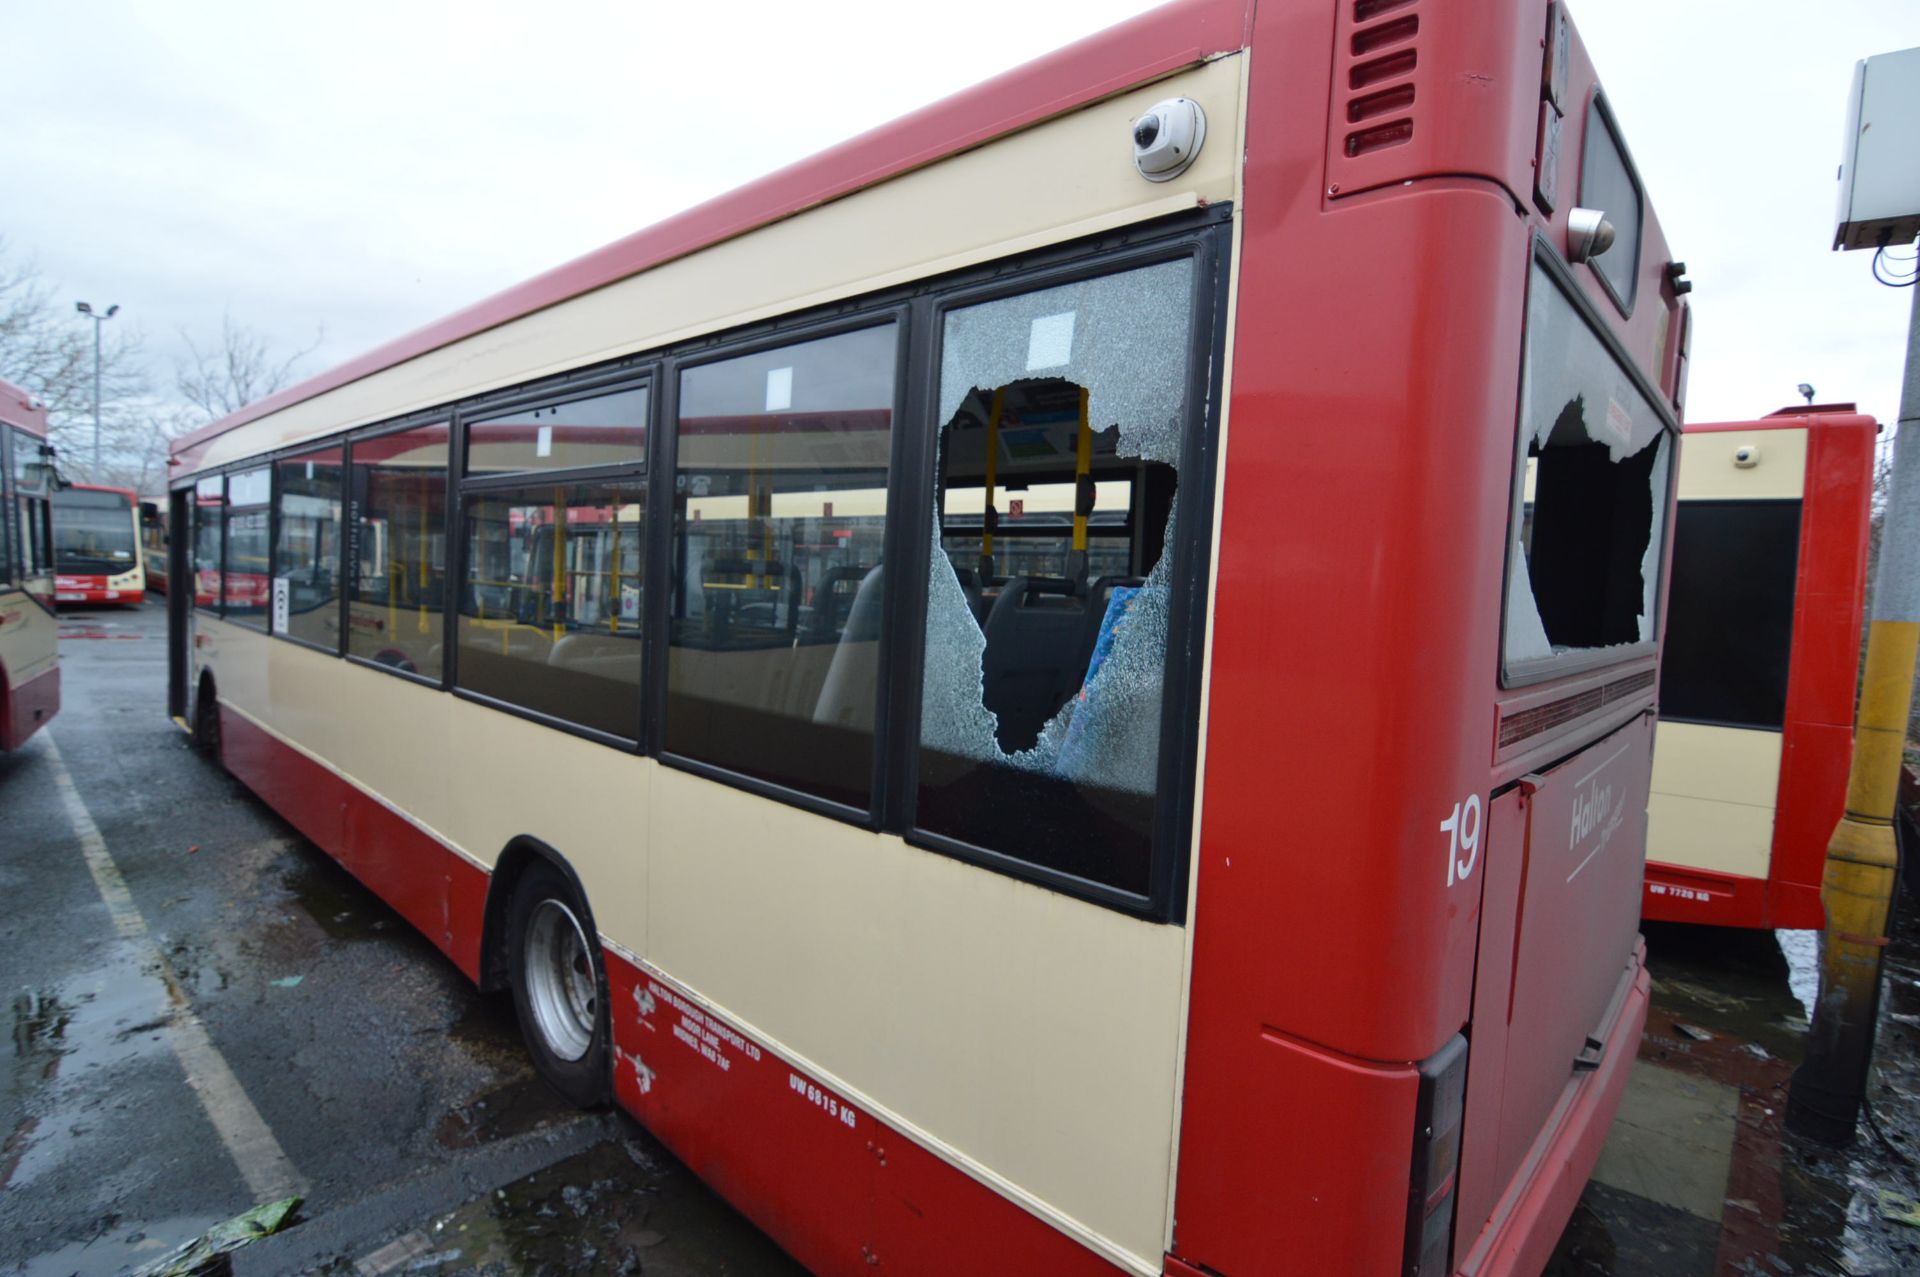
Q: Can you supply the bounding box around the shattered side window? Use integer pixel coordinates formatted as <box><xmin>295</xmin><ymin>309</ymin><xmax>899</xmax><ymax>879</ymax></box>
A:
<box><xmin>917</xmin><ymin>259</ymin><xmax>1194</xmax><ymax>897</ymax></box>
<box><xmin>1505</xmin><ymin>260</ymin><xmax>1671</xmax><ymax>678</ymax></box>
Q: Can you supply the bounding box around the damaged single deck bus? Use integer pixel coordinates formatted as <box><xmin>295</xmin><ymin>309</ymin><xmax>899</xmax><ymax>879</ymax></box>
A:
<box><xmin>166</xmin><ymin>2</ymin><xmax>1686</xmax><ymax>1273</ymax></box>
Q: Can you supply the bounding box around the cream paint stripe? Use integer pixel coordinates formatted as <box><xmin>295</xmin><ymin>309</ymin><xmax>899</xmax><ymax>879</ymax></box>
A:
<box><xmin>604</xmin><ymin>942</ymin><xmax>1161</xmax><ymax>1277</ymax></box>
<box><xmin>1162</xmin><ymin>49</ymin><xmax>1253</xmax><ymax>1251</ymax></box>
<box><xmin>43</xmin><ymin>734</ymin><xmax>308</xmax><ymax>1203</ymax></box>
<box><xmin>218</xmin><ymin>696</ymin><xmax>491</xmax><ymax>874</ymax></box>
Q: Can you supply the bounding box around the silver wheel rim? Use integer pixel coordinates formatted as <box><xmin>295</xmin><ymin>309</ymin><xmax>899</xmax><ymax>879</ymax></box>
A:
<box><xmin>525</xmin><ymin>898</ymin><xmax>596</xmax><ymax>1062</ymax></box>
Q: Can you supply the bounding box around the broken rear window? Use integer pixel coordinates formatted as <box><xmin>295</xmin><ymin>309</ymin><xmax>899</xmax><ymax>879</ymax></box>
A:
<box><xmin>916</xmin><ymin>259</ymin><xmax>1194</xmax><ymax>897</ymax></box>
<box><xmin>1504</xmin><ymin>260</ymin><xmax>1672</xmax><ymax>682</ymax></box>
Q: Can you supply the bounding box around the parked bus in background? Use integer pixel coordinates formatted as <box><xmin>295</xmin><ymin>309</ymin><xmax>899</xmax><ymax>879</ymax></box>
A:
<box><xmin>2</xmin><ymin>377</ymin><xmax>59</xmax><ymax>749</ymax></box>
<box><xmin>141</xmin><ymin>498</ymin><xmax>170</xmax><ymax>595</ymax></box>
<box><xmin>167</xmin><ymin>3</ymin><xmax>1687</xmax><ymax>1274</ymax></box>
<box><xmin>1645</xmin><ymin>406</ymin><xmax>1876</xmax><ymax>930</ymax></box>
<box><xmin>52</xmin><ymin>483</ymin><xmax>145</xmax><ymax>605</ymax></box>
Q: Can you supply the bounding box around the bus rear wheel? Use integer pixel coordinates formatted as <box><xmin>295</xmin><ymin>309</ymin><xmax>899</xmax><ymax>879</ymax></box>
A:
<box><xmin>506</xmin><ymin>862</ymin><xmax>611</xmax><ymax>1108</ymax></box>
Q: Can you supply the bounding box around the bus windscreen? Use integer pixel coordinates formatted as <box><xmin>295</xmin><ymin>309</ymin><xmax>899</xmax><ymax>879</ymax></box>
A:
<box><xmin>54</xmin><ymin>489</ymin><xmax>138</xmax><ymax>574</ymax></box>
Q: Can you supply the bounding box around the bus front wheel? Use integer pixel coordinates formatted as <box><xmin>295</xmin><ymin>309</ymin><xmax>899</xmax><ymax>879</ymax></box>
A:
<box><xmin>192</xmin><ymin>678</ymin><xmax>221</xmax><ymax>762</ymax></box>
<box><xmin>506</xmin><ymin>861</ymin><xmax>611</xmax><ymax>1109</ymax></box>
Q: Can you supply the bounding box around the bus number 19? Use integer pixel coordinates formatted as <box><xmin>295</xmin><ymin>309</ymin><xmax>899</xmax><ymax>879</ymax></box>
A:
<box><xmin>1441</xmin><ymin>793</ymin><xmax>1481</xmax><ymax>888</ymax></box>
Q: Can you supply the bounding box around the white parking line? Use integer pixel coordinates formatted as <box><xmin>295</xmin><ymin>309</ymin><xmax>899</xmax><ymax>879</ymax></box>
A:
<box><xmin>43</xmin><ymin>733</ymin><xmax>308</xmax><ymax>1203</ymax></box>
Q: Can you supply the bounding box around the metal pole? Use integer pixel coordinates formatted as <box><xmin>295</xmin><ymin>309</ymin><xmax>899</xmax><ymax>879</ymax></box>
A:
<box><xmin>1786</xmin><ymin>269</ymin><xmax>1920</xmax><ymax>1144</ymax></box>
<box><xmin>91</xmin><ymin>313</ymin><xmax>102</xmax><ymax>481</ymax></box>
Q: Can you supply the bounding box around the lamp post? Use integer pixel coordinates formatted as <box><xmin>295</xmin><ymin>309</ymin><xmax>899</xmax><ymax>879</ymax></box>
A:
<box><xmin>75</xmin><ymin>300</ymin><xmax>119</xmax><ymax>481</ymax></box>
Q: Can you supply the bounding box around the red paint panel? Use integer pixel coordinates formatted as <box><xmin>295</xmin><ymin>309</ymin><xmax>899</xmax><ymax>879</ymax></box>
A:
<box><xmin>170</xmin><ymin>0</ymin><xmax>1255</xmax><ymax>467</ymax></box>
<box><xmin>1496</xmin><ymin>718</ymin><xmax>1651</xmax><ymax>1184</ymax></box>
<box><xmin>1</xmin><ymin>377</ymin><xmax>50</xmax><ymax>435</ymax></box>
<box><xmin>217</xmin><ymin>707</ymin><xmax>484</xmax><ymax>981</ymax></box>
<box><xmin>605</xmin><ymin>955</ymin><xmax>1125</xmax><ymax>1277</ymax></box>
<box><xmin>1454</xmin><ymin>789</ymin><xmax>1530</xmax><ymax>1255</ymax></box>
<box><xmin>1462</xmin><ymin>949</ymin><xmax>1648</xmax><ymax>1277</ymax></box>
<box><xmin>1641</xmin><ymin>862</ymin><xmax>1770</xmax><ymax>929</ymax></box>
<box><xmin>1176</xmin><ymin>1026</ymin><xmax>1419</xmax><ymax>1276</ymax></box>
<box><xmin>1</xmin><ymin>663</ymin><xmax>59</xmax><ymax>750</ymax></box>
<box><xmin>1179</xmin><ymin>5</ymin><xmax>1676</xmax><ymax>1272</ymax></box>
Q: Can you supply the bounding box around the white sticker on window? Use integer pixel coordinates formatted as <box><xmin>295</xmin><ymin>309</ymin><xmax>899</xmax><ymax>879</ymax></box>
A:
<box><xmin>1025</xmin><ymin>312</ymin><xmax>1076</xmax><ymax>370</ymax></box>
<box><xmin>535</xmin><ymin>424</ymin><xmax>553</xmax><ymax>457</ymax></box>
<box><xmin>271</xmin><ymin>577</ymin><xmax>289</xmax><ymax>633</ymax></box>
<box><xmin>765</xmin><ymin>366</ymin><xmax>794</xmax><ymax>412</ymax></box>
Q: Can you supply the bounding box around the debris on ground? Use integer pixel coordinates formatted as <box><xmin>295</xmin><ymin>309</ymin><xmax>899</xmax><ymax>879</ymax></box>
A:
<box><xmin>131</xmin><ymin>1196</ymin><xmax>302</xmax><ymax>1276</ymax></box>
<box><xmin>1881</xmin><ymin>1189</ymin><xmax>1920</xmax><ymax>1227</ymax></box>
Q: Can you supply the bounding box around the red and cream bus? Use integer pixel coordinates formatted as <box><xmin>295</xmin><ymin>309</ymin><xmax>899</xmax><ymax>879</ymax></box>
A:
<box><xmin>2</xmin><ymin>377</ymin><xmax>59</xmax><ymax>749</ymax></box>
<box><xmin>167</xmin><ymin>3</ymin><xmax>1687</xmax><ymax>1274</ymax></box>
<box><xmin>52</xmin><ymin>482</ymin><xmax>146</xmax><ymax>605</ymax></box>
<box><xmin>1644</xmin><ymin>406</ymin><xmax>1876</xmax><ymax>930</ymax></box>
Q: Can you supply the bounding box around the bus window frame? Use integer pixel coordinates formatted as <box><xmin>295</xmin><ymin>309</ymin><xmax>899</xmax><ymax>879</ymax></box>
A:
<box><xmin>450</xmin><ymin>367</ymin><xmax>655</xmax><ymax>752</ymax></box>
<box><xmin>269</xmin><ymin>444</ymin><xmax>352</xmax><ymax>658</ymax></box>
<box><xmin>192</xmin><ymin>472</ymin><xmax>226</xmax><ymax>619</ymax></box>
<box><xmin>341</xmin><ymin>411</ymin><xmax>453</xmax><ymax>691</ymax></box>
<box><xmin>1577</xmin><ymin>90</ymin><xmax>1647</xmax><ymax>319</ymax></box>
<box><xmin>1</xmin><ymin>425</ymin><xmax>13</xmax><ymax>586</ymax></box>
<box><xmin>163</xmin><ymin>205</ymin><xmax>1231</xmax><ymax>923</ymax></box>
<box><xmin>1655</xmin><ymin>495</ymin><xmax>1804</xmax><ymax>732</ymax></box>
<box><xmin>655</xmin><ymin>305</ymin><xmax>911</xmax><ymax>829</ymax></box>
<box><xmin>891</xmin><ymin>226</ymin><xmax>1229</xmax><ymax>922</ymax></box>
<box><xmin>1499</xmin><ymin>235</ymin><xmax>1680</xmax><ymax>690</ymax></box>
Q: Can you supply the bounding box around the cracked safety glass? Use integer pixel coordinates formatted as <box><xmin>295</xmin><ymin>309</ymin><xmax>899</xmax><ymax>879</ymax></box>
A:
<box><xmin>1506</xmin><ymin>261</ymin><xmax>1671</xmax><ymax>675</ymax></box>
<box><xmin>918</xmin><ymin>259</ymin><xmax>1194</xmax><ymax>896</ymax></box>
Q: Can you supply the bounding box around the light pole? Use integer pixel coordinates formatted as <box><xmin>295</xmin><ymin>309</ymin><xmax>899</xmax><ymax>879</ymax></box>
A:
<box><xmin>75</xmin><ymin>300</ymin><xmax>119</xmax><ymax>481</ymax></box>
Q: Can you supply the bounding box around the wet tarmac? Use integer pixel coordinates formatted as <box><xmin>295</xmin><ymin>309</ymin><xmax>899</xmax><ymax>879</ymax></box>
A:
<box><xmin>5</xmin><ymin>598</ymin><xmax>1919</xmax><ymax>1276</ymax></box>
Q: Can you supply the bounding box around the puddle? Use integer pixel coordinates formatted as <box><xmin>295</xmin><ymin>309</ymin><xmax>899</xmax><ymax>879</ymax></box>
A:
<box><xmin>4</xmin><ymin>949</ymin><xmax>178</xmax><ymax>1193</ymax></box>
<box><xmin>434</xmin><ymin>1076</ymin><xmax>573</xmax><ymax>1151</ymax></box>
<box><xmin>8</xmin><ymin>1212</ymin><xmax>224</xmax><ymax>1277</ymax></box>
<box><xmin>1548</xmin><ymin>886</ymin><xmax>1920</xmax><ymax>1274</ymax></box>
<box><xmin>280</xmin><ymin>856</ymin><xmax>395</xmax><ymax>943</ymax></box>
<box><xmin>321</xmin><ymin>1137</ymin><xmax>806</xmax><ymax>1277</ymax></box>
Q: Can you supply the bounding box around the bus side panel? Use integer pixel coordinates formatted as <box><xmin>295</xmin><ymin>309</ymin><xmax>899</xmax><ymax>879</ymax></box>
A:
<box><xmin>1491</xmin><ymin>715</ymin><xmax>1650</xmax><ymax>1188</ymax></box>
<box><xmin>1174</xmin><ymin>1030</ymin><xmax>1419</xmax><ymax>1274</ymax></box>
<box><xmin>218</xmin><ymin>703</ymin><xmax>485</xmax><ymax>982</ymax></box>
<box><xmin>605</xmin><ymin>957</ymin><xmax>1132</xmax><ymax>1277</ymax></box>
<box><xmin>1770</xmin><ymin>415</ymin><xmax>1876</xmax><ymax>923</ymax></box>
<box><xmin>1</xmin><ymin>662</ymin><xmax>59</xmax><ymax>750</ymax></box>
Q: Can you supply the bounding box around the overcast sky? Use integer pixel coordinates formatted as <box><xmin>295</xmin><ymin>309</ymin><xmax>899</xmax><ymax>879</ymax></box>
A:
<box><xmin>8</xmin><ymin>1</ymin><xmax>1917</xmax><ymax>429</ymax></box>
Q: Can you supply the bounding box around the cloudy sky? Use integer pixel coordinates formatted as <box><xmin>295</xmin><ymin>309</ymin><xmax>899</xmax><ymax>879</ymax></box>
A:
<box><xmin>8</xmin><ymin>1</ymin><xmax>1917</xmax><ymax>428</ymax></box>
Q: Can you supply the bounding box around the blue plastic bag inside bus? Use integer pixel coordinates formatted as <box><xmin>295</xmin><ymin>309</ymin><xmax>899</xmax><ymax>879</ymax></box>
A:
<box><xmin>1056</xmin><ymin>585</ymin><xmax>1140</xmax><ymax>776</ymax></box>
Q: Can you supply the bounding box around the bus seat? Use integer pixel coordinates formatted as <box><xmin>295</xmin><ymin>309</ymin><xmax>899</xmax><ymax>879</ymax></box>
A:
<box><xmin>808</xmin><ymin>564</ymin><xmax>875</xmax><ymax>643</ymax></box>
<box><xmin>1074</xmin><ymin>575</ymin><xmax>1145</xmax><ymax>679</ymax></box>
<box><xmin>981</xmin><ymin>576</ymin><xmax>1089</xmax><ymax>752</ymax></box>
<box><xmin>812</xmin><ymin>564</ymin><xmax>884</xmax><ymax>730</ymax></box>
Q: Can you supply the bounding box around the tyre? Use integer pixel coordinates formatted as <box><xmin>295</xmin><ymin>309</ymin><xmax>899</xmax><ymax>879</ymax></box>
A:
<box><xmin>506</xmin><ymin>861</ymin><xmax>612</xmax><ymax>1108</ymax></box>
<box><xmin>192</xmin><ymin>678</ymin><xmax>222</xmax><ymax>761</ymax></box>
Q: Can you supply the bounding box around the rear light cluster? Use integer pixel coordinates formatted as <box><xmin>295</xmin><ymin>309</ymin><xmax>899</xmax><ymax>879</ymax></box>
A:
<box><xmin>1403</xmin><ymin>1034</ymin><xmax>1468</xmax><ymax>1276</ymax></box>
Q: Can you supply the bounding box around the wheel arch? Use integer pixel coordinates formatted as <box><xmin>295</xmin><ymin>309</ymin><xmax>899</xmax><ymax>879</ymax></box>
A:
<box><xmin>478</xmin><ymin>835</ymin><xmax>603</xmax><ymax>995</ymax></box>
<box><xmin>192</xmin><ymin>667</ymin><xmax>220</xmax><ymax>754</ymax></box>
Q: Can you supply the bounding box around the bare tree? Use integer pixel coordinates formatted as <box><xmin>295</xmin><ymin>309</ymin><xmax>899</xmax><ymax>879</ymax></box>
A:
<box><xmin>177</xmin><ymin>313</ymin><xmax>322</xmax><ymax>421</ymax></box>
<box><xmin>0</xmin><ymin>235</ymin><xmax>149</xmax><ymax>483</ymax></box>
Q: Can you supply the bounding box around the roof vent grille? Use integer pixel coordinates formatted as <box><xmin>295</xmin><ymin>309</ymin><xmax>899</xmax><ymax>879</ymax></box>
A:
<box><xmin>1337</xmin><ymin>2</ymin><xmax>1421</xmax><ymax>168</ymax></box>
